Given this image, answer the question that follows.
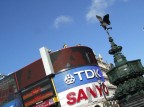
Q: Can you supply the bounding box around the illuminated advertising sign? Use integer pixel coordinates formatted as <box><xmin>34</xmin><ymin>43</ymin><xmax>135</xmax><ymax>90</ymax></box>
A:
<box><xmin>58</xmin><ymin>82</ymin><xmax>109</xmax><ymax>107</ymax></box>
<box><xmin>1</xmin><ymin>94</ymin><xmax>23</xmax><ymax>107</ymax></box>
<box><xmin>53</xmin><ymin>66</ymin><xmax>109</xmax><ymax>107</ymax></box>
<box><xmin>50</xmin><ymin>46</ymin><xmax>98</xmax><ymax>73</ymax></box>
<box><xmin>15</xmin><ymin>59</ymin><xmax>46</xmax><ymax>90</ymax></box>
<box><xmin>15</xmin><ymin>46</ymin><xmax>97</xmax><ymax>90</ymax></box>
<box><xmin>33</xmin><ymin>98</ymin><xmax>55</xmax><ymax>107</ymax></box>
<box><xmin>0</xmin><ymin>74</ymin><xmax>22</xmax><ymax>106</ymax></box>
<box><xmin>53</xmin><ymin>66</ymin><xmax>105</xmax><ymax>93</ymax></box>
<box><xmin>21</xmin><ymin>77</ymin><xmax>56</xmax><ymax>107</ymax></box>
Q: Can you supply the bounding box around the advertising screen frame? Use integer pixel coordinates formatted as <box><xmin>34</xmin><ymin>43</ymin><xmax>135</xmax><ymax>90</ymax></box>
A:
<box><xmin>15</xmin><ymin>59</ymin><xmax>46</xmax><ymax>90</ymax></box>
<box><xmin>21</xmin><ymin>77</ymin><xmax>56</xmax><ymax>107</ymax></box>
<box><xmin>50</xmin><ymin>46</ymin><xmax>98</xmax><ymax>73</ymax></box>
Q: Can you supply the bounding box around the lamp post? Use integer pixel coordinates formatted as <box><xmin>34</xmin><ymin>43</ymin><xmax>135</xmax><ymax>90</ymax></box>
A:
<box><xmin>98</xmin><ymin>80</ymin><xmax>108</xmax><ymax>101</ymax></box>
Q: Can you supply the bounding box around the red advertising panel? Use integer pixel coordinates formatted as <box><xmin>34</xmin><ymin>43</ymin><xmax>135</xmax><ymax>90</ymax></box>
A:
<box><xmin>50</xmin><ymin>46</ymin><xmax>98</xmax><ymax>73</ymax></box>
<box><xmin>15</xmin><ymin>59</ymin><xmax>46</xmax><ymax>90</ymax></box>
<box><xmin>21</xmin><ymin>77</ymin><xmax>56</xmax><ymax>107</ymax></box>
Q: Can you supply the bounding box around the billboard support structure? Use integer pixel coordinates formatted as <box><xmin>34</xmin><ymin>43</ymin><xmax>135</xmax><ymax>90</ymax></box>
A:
<box><xmin>39</xmin><ymin>47</ymin><xmax>54</xmax><ymax>75</ymax></box>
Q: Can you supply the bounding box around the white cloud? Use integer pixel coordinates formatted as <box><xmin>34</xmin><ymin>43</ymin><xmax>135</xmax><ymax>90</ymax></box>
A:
<box><xmin>54</xmin><ymin>15</ymin><xmax>73</xmax><ymax>28</ymax></box>
<box><xmin>86</xmin><ymin>0</ymin><xmax>131</xmax><ymax>23</ymax></box>
<box><xmin>86</xmin><ymin>0</ymin><xmax>115</xmax><ymax>23</ymax></box>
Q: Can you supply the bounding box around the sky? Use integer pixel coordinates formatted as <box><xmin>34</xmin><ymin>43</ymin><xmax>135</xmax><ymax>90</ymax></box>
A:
<box><xmin>0</xmin><ymin>0</ymin><xmax>144</xmax><ymax>75</ymax></box>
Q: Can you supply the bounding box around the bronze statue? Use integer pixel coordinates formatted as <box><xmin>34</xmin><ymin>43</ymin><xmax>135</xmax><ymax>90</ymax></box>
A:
<box><xmin>96</xmin><ymin>14</ymin><xmax>112</xmax><ymax>31</ymax></box>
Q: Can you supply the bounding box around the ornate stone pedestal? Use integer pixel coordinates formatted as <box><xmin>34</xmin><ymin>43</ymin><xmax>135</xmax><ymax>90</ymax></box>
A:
<box><xmin>106</xmin><ymin>37</ymin><xmax>144</xmax><ymax>107</ymax></box>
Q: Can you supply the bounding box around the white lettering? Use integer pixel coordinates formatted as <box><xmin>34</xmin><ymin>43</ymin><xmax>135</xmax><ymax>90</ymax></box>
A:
<box><xmin>94</xmin><ymin>69</ymin><xmax>101</xmax><ymax>78</ymax></box>
<box><xmin>85</xmin><ymin>69</ymin><xmax>95</xmax><ymax>79</ymax></box>
<box><xmin>72</xmin><ymin>68</ymin><xmax>102</xmax><ymax>81</ymax></box>
<box><xmin>74</xmin><ymin>70</ymin><xmax>84</xmax><ymax>80</ymax></box>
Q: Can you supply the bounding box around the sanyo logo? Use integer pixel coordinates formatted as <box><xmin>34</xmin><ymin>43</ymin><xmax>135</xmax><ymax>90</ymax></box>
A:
<box><xmin>64</xmin><ymin>68</ymin><xmax>102</xmax><ymax>85</ymax></box>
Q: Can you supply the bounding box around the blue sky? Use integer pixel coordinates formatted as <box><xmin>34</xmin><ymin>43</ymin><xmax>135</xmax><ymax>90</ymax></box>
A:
<box><xmin>0</xmin><ymin>0</ymin><xmax>144</xmax><ymax>75</ymax></box>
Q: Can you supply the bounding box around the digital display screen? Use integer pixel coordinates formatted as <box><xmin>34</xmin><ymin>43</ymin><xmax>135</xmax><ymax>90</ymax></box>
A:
<box><xmin>50</xmin><ymin>46</ymin><xmax>98</xmax><ymax>73</ymax></box>
<box><xmin>21</xmin><ymin>77</ymin><xmax>55</xmax><ymax>107</ymax></box>
<box><xmin>1</xmin><ymin>93</ymin><xmax>23</xmax><ymax>107</ymax></box>
<box><xmin>15</xmin><ymin>59</ymin><xmax>46</xmax><ymax>90</ymax></box>
<box><xmin>0</xmin><ymin>74</ymin><xmax>18</xmax><ymax>106</ymax></box>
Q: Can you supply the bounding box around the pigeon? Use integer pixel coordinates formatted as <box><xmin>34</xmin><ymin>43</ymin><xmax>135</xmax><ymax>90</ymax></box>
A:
<box><xmin>96</xmin><ymin>14</ymin><xmax>111</xmax><ymax>30</ymax></box>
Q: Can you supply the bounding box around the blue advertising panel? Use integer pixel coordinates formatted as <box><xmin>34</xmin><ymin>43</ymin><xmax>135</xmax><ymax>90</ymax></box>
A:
<box><xmin>53</xmin><ymin>65</ymin><xmax>105</xmax><ymax>93</ymax></box>
<box><xmin>2</xmin><ymin>94</ymin><xmax>23</xmax><ymax>107</ymax></box>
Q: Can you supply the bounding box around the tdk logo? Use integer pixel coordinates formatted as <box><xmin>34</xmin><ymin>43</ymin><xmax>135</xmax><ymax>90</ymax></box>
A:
<box><xmin>64</xmin><ymin>74</ymin><xmax>75</xmax><ymax>85</ymax></box>
<box><xmin>64</xmin><ymin>68</ymin><xmax>102</xmax><ymax>84</ymax></box>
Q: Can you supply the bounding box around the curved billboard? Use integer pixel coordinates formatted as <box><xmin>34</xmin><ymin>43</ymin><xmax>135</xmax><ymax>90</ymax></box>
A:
<box><xmin>53</xmin><ymin>65</ymin><xmax>109</xmax><ymax>107</ymax></box>
<box><xmin>50</xmin><ymin>46</ymin><xmax>98</xmax><ymax>73</ymax></box>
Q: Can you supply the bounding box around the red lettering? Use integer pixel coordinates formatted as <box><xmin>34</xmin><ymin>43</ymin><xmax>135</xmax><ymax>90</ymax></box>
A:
<box><xmin>77</xmin><ymin>89</ymin><xmax>88</xmax><ymax>103</ymax></box>
<box><xmin>67</xmin><ymin>92</ymin><xmax>77</xmax><ymax>105</ymax></box>
<box><xmin>86</xmin><ymin>87</ymin><xmax>97</xmax><ymax>98</ymax></box>
<box><xmin>96</xmin><ymin>85</ymin><xmax>102</xmax><ymax>96</ymax></box>
<box><xmin>102</xmin><ymin>83</ymin><xmax>109</xmax><ymax>95</ymax></box>
<box><xmin>66</xmin><ymin>84</ymin><xmax>109</xmax><ymax>106</ymax></box>
<box><xmin>31</xmin><ymin>87</ymin><xmax>41</xmax><ymax>95</ymax></box>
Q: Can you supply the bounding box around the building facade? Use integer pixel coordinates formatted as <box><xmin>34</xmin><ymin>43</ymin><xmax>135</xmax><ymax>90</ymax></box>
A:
<box><xmin>96</xmin><ymin>54</ymin><xmax>117</xmax><ymax>106</ymax></box>
<box><xmin>97</xmin><ymin>54</ymin><xmax>116</xmax><ymax>98</ymax></box>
